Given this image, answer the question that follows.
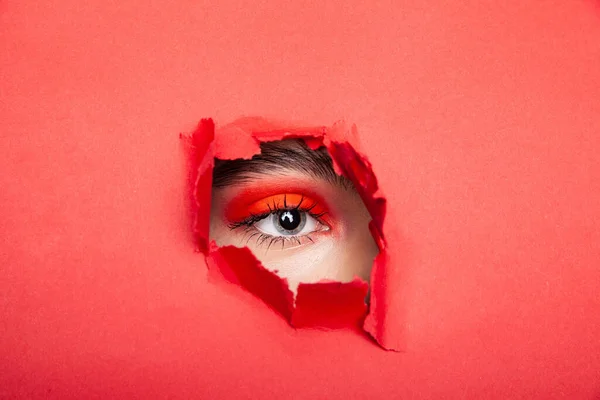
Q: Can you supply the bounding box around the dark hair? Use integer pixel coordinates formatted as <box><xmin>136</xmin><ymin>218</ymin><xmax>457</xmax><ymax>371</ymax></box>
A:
<box><xmin>212</xmin><ymin>139</ymin><xmax>353</xmax><ymax>190</ymax></box>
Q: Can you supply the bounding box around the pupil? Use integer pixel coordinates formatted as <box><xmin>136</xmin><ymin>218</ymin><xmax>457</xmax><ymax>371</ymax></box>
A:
<box><xmin>278</xmin><ymin>209</ymin><xmax>301</xmax><ymax>231</ymax></box>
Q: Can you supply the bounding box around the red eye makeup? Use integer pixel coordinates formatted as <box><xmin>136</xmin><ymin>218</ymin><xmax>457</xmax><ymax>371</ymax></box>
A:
<box><xmin>224</xmin><ymin>191</ymin><xmax>333</xmax><ymax>250</ymax></box>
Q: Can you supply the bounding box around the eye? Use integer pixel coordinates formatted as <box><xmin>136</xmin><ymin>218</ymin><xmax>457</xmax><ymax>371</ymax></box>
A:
<box><xmin>254</xmin><ymin>209</ymin><xmax>326</xmax><ymax>237</ymax></box>
<box><xmin>223</xmin><ymin>193</ymin><xmax>332</xmax><ymax>247</ymax></box>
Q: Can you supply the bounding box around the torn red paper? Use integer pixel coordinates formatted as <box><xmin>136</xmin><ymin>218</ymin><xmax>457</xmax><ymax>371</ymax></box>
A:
<box><xmin>181</xmin><ymin>118</ymin><xmax>215</xmax><ymax>254</ymax></box>
<box><xmin>183</xmin><ymin>117</ymin><xmax>395</xmax><ymax>349</ymax></box>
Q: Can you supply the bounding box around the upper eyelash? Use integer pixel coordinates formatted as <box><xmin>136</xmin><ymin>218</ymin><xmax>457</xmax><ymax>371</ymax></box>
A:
<box><xmin>227</xmin><ymin>194</ymin><xmax>328</xmax><ymax>231</ymax></box>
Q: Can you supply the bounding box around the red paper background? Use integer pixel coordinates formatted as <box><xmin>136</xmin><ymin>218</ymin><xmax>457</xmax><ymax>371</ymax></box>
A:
<box><xmin>2</xmin><ymin>1</ymin><xmax>600</xmax><ymax>398</ymax></box>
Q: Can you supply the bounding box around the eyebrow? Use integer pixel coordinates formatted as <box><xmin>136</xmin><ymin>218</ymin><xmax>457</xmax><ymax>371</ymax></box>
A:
<box><xmin>212</xmin><ymin>139</ymin><xmax>353</xmax><ymax>190</ymax></box>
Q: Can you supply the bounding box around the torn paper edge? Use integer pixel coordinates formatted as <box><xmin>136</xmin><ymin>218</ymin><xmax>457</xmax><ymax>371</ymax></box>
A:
<box><xmin>182</xmin><ymin>117</ymin><xmax>397</xmax><ymax>350</ymax></box>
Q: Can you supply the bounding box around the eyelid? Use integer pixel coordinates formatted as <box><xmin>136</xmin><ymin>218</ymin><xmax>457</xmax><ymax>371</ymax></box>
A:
<box><xmin>225</xmin><ymin>193</ymin><xmax>331</xmax><ymax>226</ymax></box>
<box><xmin>248</xmin><ymin>194</ymin><xmax>325</xmax><ymax>216</ymax></box>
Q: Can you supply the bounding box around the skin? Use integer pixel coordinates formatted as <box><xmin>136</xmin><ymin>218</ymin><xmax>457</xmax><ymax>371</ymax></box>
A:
<box><xmin>210</xmin><ymin>171</ymin><xmax>379</xmax><ymax>294</ymax></box>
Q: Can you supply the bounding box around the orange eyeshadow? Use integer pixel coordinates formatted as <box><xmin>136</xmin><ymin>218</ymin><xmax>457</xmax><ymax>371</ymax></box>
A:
<box><xmin>225</xmin><ymin>193</ymin><xmax>330</xmax><ymax>225</ymax></box>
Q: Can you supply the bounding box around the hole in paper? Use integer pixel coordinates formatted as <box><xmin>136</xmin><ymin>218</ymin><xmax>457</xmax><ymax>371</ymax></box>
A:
<box><xmin>183</xmin><ymin>118</ymin><xmax>390</xmax><ymax>347</ymax></box>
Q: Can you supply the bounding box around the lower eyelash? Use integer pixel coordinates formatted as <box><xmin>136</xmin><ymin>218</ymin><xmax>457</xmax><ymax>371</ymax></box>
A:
<box><xmin>256</xmin><ymin>234</ymin><xmax>313</xmax><ymax>250</ymax></box>
<box><xmin>234</xmin><ymin>224</ymin><xmax>315</xmax><ymax>250</ymax></box>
